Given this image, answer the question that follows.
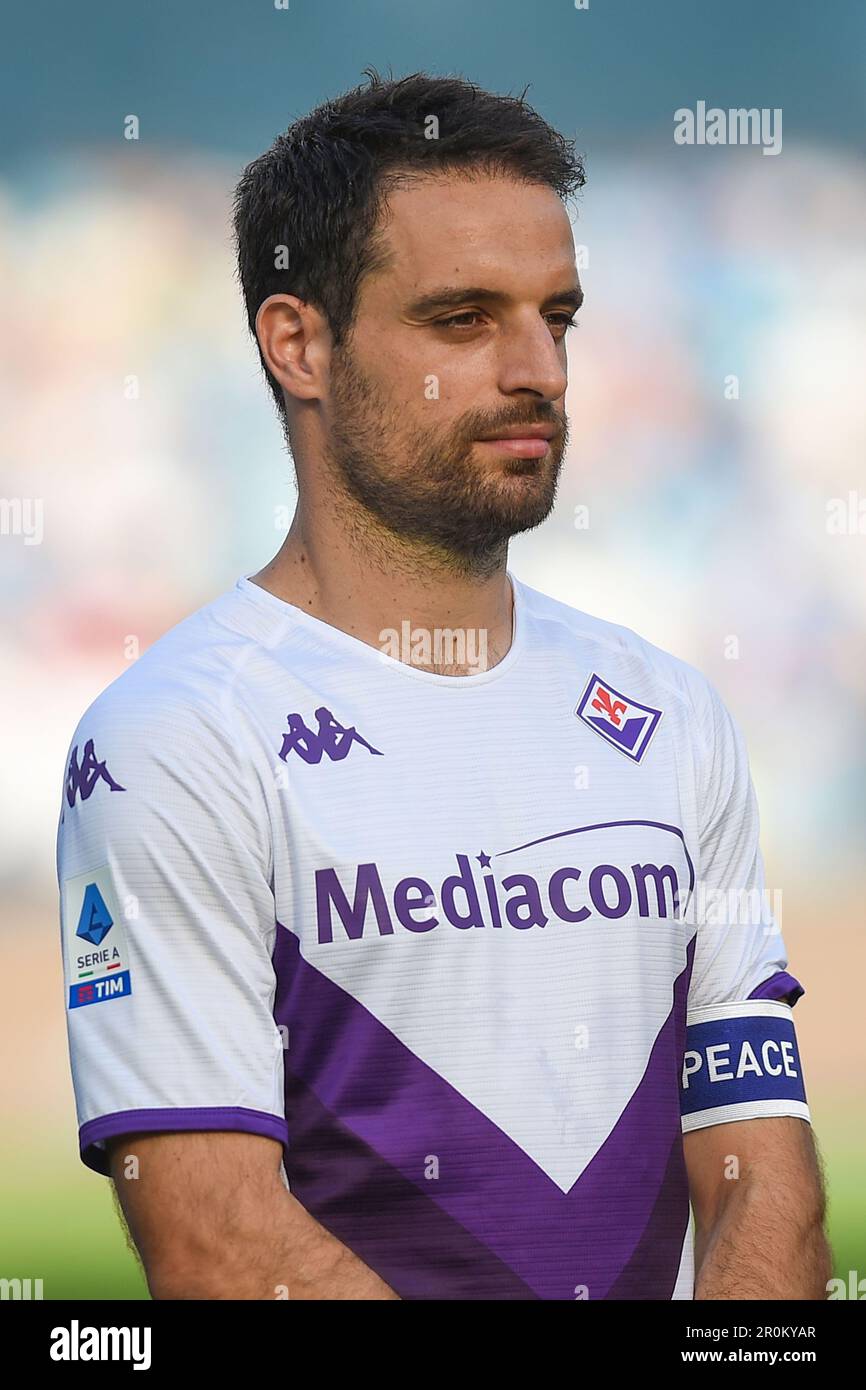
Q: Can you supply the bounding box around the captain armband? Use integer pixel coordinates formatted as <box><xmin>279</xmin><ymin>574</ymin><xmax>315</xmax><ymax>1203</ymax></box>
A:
<box><xmin>680</xmin><ymin>1000</ymin><xmax>810</xmax><ymax>1132</ymax></box>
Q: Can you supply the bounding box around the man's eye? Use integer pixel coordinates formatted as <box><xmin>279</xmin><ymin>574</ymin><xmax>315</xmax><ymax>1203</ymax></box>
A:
<box><xmin>437</xmin><ymin>312</ymin><xmax>484</xmax><ymax>328</ymax></box>
<box><xmin>435</xmin><ymin>312</ymin><xmax>579</xmax><ymax>331</ymax></box>
<box><xmin>547</xmin><ymin>313</ymin><xmax>580</xmax><ymax>332</ymax></box>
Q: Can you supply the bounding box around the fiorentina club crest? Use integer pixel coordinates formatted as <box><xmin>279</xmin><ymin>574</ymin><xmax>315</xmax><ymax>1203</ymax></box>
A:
<box><xmin>575</xmin><ymin>673</ymin><xmax>663</xmax><ymax>764</ymax></box>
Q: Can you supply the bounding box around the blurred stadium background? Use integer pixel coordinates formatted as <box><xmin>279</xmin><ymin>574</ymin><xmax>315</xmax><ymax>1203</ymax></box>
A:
<box><xmin>1</xmin><ymin>1</ymin><xmax>864</xmax><ymax>1298</ymax></box>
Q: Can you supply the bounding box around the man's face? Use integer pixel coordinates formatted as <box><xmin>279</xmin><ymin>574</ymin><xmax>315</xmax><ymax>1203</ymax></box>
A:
<box><xmin>321</xmin><ymin>170</ymin><xmax>580</xmax><ymax>572</ymax></box>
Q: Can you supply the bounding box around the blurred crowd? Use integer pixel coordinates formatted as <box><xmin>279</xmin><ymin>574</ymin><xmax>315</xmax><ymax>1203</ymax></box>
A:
<box><xmin>0</xmin><ymin>143</ymin><xmax>864</xmax><ymax>902</ymax></box>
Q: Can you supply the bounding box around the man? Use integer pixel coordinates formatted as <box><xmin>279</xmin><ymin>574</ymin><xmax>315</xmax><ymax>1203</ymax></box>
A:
<box><xmin>57</xmin><ymin>70</ymin><xmax>829</xmax><ymax>1300</ymax></box>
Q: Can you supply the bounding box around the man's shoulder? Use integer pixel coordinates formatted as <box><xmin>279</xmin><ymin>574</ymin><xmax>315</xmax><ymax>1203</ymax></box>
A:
<box><xmin>57</xmin><ymin>583</ymin><xmax>273</xmax><ymax>879</ymax></box>
<box><xmin>517</xmin><ymin>575</ymin><xmax>717</xmax><ymax>719</ymax></box>
<box><xmin>65</xmin><ymin>581</ymin><xmax>263</xmax><ymax>753</ymax></box>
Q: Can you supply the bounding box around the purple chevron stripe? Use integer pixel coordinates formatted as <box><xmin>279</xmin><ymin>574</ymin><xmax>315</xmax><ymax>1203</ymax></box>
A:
<box><xmin>551</xmin><ymin>930</ymin><xmax>694</xmax><ymax>1299</ymax></box>
<box><xmin>281</xmin><ymin>1068</ymin><xmax>538</xmax><ymax>1299</ymax></box>
<box><xmin>605</xmin><ymin>1130</ymin><xmax>691</xmax><ymax>1299</ymax></box>
<box><xmin>748</xmin><ymin>971</ymin><xmax>804</xmax><ymax>1006</ymax></box>
<box><xmin>273</xmin><ymin>923</ymin><xmax>694</xmax><ymax>1300</ymax></box>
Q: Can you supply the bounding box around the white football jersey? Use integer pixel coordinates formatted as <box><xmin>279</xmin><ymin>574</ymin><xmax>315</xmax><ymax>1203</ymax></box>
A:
<box><xmin>56</xmin><ymin>572</ymin><xmax>809</xmax><ymax>1300</ymax></box>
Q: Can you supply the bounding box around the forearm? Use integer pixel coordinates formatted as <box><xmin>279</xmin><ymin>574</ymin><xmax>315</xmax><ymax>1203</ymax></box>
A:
<box><xmin>147</xmin><ymin>1187</ymin><xmax>399</xmax><ymax>1300</ymax></box>
<box><xmin>109</xmin><ymin>1137</ymin><xmax>399</xmax><ymax>1301</ymax></box>
<box><xmin>694</xmin><ymin>1176</ymin><xmax>831</xmax><ymax>1300</ymax></box>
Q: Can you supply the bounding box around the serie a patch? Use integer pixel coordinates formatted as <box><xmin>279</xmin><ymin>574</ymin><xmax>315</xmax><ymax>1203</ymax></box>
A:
<box><xmin>680</xmin><ymin>999</ymin><xmax>810</xmax><ymax>1131</ymax></box>
<box><xmin>62</xmin><ymin>867</ymin><xmax>132</xmax><ymax>1009</ymax></box>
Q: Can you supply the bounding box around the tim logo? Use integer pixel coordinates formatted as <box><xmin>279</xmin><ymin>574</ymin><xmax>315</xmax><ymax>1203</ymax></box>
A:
<box><xmin>278</xmin><ymin>707</ymin><xmax>383</xmax><ymax>765</ymax></box>
<box><xmin>69</xmin><ymin>973</ymin><xmax>131</xmax><ymax>1009</ymax></box>
<box><xmin>575</xmin><ymin>674</ymin><xmax>663</xmax><ymax>764</ymax></box>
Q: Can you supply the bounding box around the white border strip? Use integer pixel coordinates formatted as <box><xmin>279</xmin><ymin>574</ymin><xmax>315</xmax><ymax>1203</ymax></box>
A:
<box><xmin>682</xmin><ymin>1098</ymin><xmax>811</xmax><ymax>1133</ymax></box>
<box><xmin>686</xmin><ymin>999</ymin><xmax>793</xmax><ymax>1027</ymax></box>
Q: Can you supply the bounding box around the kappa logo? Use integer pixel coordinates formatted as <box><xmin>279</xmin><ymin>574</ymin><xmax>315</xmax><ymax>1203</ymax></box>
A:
<box><xmin>278</xmin><ymin>706</ymin><xmax>383</xmax><ymax>765</ymax></box>
<box><xmin>65</xmin><ymin>738</ymin><xmax>125</xmax><ymax>808</ymax></box>
<box><xmin>575</xmin><ymin>673</ymin><xmax>663</xmax><ymax>764</ymax></box>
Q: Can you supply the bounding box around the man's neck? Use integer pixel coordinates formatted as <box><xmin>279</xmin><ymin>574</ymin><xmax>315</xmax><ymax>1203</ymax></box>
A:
<box><xmin>248</xmin><ymin>520</ymin><xmax>515</xmax><ymax>678</ymax></box>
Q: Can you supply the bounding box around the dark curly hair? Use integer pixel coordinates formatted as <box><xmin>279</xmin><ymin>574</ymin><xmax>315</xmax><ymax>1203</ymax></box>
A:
<box><xmin>232</xmin><ymin>68</ymin><xmax>586</xmax><ymax>426</ymax></box>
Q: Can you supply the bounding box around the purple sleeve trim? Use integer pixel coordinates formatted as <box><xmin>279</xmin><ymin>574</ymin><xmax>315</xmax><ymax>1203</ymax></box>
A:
<box><xmin>747</xmin><ymin>971</ymin><xmax>805</xmax><ymax>1008</ymax></box>
<box><xmin>79</xmin><ymin>1106</ymin><xmax>289</xmax><ymax>1176</ymax></box>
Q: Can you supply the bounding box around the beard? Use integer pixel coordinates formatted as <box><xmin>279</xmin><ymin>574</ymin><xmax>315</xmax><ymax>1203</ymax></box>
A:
<box><xmin>323</xmin><ymin>343</ymin><xmax>568</xmax><ymax>574</ymax></box>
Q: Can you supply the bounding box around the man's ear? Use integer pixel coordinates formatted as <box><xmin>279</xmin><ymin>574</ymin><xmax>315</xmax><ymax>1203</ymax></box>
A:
<box><xmin>255</xmin><ymin>294</ymin><xmax>330</xmax><ymax>403</ymax></box>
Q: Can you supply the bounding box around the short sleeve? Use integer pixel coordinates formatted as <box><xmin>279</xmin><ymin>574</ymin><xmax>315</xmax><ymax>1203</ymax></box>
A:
<box><xmin>680</xmin><ymin>678</ymin><xmax>810</xmax><ymax>1133</ymax></box>
<box><xmin>56</xmin><ymin>680</ymin><xmax>287</xmax><ymax>1175</ymax></box>
<box><xmin>687</xmin><ymin>677</ymin><xmax>804</xmax><ymax>1012</ymax></box>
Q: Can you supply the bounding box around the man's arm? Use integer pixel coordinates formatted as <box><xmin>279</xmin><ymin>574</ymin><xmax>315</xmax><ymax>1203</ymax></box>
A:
<box><xmin>684</xmin><ymin>1116</ymin><xmax>831</xmax><ymax>1299</ymax></box>
<box><xmin>107</xmin><ymin>1131</ymin><xmax>400</xmax><ymax>1300</ymax></box>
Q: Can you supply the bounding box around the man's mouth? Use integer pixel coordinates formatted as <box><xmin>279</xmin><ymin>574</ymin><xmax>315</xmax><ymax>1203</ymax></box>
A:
<box><xmin>474</xmin><ymin>436</ymin><xmax>552</xmax><ymax>458</ymax></box>
<box><xmin>474</xmin><ymin>423</ymin><xmax>559</xmax><ymax>458</ymax></box>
